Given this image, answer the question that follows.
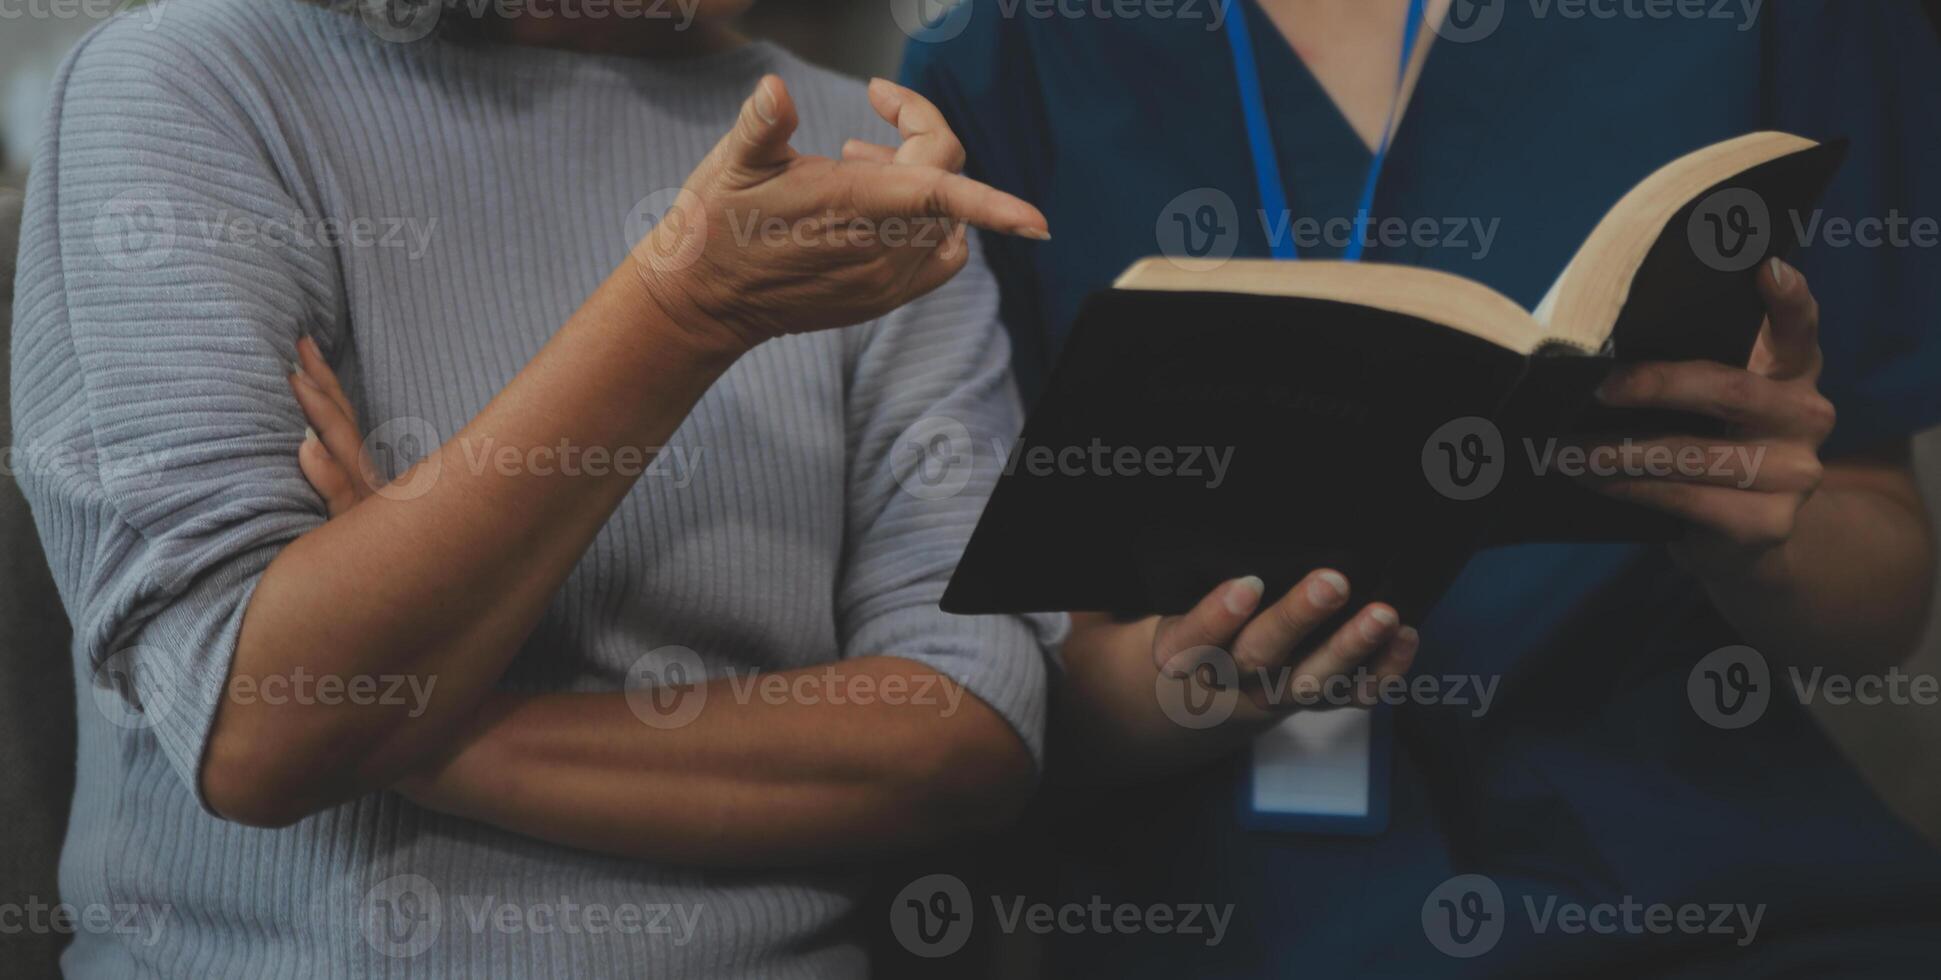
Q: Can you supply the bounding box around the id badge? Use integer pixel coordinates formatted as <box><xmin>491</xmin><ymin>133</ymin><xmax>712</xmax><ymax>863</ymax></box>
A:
<box><xmin>1238</xmin><ymin>704</ymin><xmax>1391</xmax><ymax>835</ymax></box>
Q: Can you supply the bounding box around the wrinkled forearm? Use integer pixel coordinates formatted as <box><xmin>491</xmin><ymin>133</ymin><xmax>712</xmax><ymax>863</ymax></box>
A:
<box><xmin>395</xmin><ymin>656</ymin><xmax>1037</xmax><ymax>867</ymax></box>
<box><xmin>204</xmin><ymin>268</ymin><xmax>744</xmax><ymax>826</ymax></box>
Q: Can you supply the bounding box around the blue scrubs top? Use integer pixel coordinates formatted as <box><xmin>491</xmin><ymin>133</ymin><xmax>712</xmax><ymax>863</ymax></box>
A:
<box><xmin>903</xmin><ymin>1</ymin><xmax>1941</xmax><ymax>975</ymax></box>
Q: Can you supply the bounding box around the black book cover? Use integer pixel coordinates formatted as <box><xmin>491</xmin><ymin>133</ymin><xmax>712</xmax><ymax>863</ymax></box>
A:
<box><xmin>944</xmin><ymin>140</ymin><xmax>1847</xmax><ymax>620</ymax></box>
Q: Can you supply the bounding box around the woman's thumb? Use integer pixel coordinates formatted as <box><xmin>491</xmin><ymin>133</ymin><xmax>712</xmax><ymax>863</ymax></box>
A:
<box><xmin>722</xmin><ymin>75</ymin><xmax>798</xmax><ymax>172</ymax></box>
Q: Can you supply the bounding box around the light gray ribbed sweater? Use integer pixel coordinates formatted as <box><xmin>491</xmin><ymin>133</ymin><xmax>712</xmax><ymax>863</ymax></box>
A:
<box><xmin>9</xmin><ymin>1</ymin><xmax>1059</xmax><ymax>976</ymax></box>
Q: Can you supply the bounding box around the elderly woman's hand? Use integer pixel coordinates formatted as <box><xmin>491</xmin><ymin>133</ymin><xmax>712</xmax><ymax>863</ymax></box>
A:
<box><xmin>632</xmin><ymin>75</ymin><xmax>1049</xmax><ymax>351</ymax></box>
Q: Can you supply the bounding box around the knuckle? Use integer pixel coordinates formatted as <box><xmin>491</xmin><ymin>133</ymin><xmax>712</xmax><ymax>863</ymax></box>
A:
<box><xmin>1745</xmin><ymin>500</ymin><xmax>1796</xmax><ymax>546</ymax></box>
<box><xmin>1710</xmin><ymin>371</ymin><xmax>1759</xmax><ymax>422</ymax></box>
<box><xmin>1619</xmin><ymin>364</ymin><xmax>1666</xmax><ymax>402</ymax></box>
<box><xmin>1273</xmin><ymin>593</ymin><xmax>1317</xmax><ymax>635</ymax></box>
<box><xmin>1798</xmin><ymin>456</ymin><xmax>1825</xmax><ymax>493</ymax></box>
<box><xmin>1803</xmin><ymin>393</ymin><xmax>1837</xmax><ymax>438</ymax></box>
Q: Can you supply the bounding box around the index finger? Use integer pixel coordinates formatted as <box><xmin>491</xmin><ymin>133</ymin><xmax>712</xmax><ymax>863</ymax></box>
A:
<box><xmin>837</xmin><ymin>163</ymin><xmax>1050</xmax><ymax>240</ymax></box>
<box><xmin>1756</xmin><ymin>258</ymin><xmax>1821</xmax><ymax>382</ymax></box>
<box><xmin>866</xmin><ymin>77</ymin><xmax>967</xmax><ymax>172</ymax></box>
<box><xmin>1153</xmin><ymin>576</ymin><xmax>1262</xmax><ymax>678</ymax></box>
<box><xmin>1230</xmin><ymin>570</ymin><xmax>1351</xmax><ymax>675</ymax></box>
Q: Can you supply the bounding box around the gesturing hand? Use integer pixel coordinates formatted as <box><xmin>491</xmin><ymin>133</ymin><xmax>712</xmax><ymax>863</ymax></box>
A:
<box><xmin>635</xmin><ymin>75</ymin><xmax>1049</xmax><ymax>350</ymax></box>
<box><xmin>1153</xmin><ymin>571</ymin><xmax>1419</xmax><ymax>724</ymax></box>
<box><xmin>1585</xmin><ymin>258</ymin><xmax>1837</xmax><ymax>573</ymax></box>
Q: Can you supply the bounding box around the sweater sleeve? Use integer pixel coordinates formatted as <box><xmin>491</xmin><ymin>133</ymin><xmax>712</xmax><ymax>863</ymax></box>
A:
<box><xmin>835</xmin><ymin>230</ymin><xmax>1066</xmax><ymax>768</ymax></box>
<box><xmin>9</xmin><ymin>21</ymin><xmax>340</xmax><ymax>808</ymax></box>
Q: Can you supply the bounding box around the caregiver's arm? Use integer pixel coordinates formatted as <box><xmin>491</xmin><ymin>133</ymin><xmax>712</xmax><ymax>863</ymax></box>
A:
<box><xmin>1585</xmin><ymin>260</ymin><xmax>1934</xmax><ymax>671</ymax></box>
<box><xmin>204</xmin><ymin>76</ymin><xmax>1049</xmax><ymax>828</ymax></box>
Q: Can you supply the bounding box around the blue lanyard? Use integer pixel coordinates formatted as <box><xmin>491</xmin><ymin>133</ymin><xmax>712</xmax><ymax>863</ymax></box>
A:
<box><xmin>1223</xmin><ymin>0</ymin><xmax>1428</xmax><ymax>261</ymax></box>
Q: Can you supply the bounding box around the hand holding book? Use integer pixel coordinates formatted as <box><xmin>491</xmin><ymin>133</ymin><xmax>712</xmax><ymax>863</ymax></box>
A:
<box><xmin>1583</xmin><ymin>258</ymin><xmax>1836</xmax><ymax>577</ymax></box>
<box><xmin>1153</xmin><ymin>571</ymin><xmax>1418</xmax><ymax>723</ymax></box>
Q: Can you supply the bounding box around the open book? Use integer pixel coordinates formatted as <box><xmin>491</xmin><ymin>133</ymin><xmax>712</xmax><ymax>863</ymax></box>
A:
<box><xmin>943</xmin><ymin>133</ymin><xmax>1847</xmax><ymax>618</ymax></box>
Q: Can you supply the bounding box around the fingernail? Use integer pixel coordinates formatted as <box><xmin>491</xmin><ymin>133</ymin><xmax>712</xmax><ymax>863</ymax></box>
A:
<box><xmin>1359</xmin><ymin>607</ymin><xmax>1399</xmax><ymax>642</ymax></box>
<box><xmin>1769</xmin><ymin>257</ymin><xmax>1790</xmax><ymax>290</ymax></box>
<box><xmin>753</xmin><ymin>81</ymin><xmax>778</xmax><ymax>124</ymax></box>
<box><xmin>1395</xmin><ymin>626</ymin><xmax>1421</xmax><ymax>660</ymax></box>
<box><xmin>869</xmin><ymin>77</ymin><xmax>901</xmax><ymax>106</ymax></box>
<box><xmin>1594</xmin><ymin>370</ymin><xmax>1621</xmax><ymax>403</ymax></box>
<box><xmin>289</xmin><ymin>359</ymin><xmax>303</xmax><ymax>378</ymax></box>
<box><xmin>1015</xmin><ymin>227</ymin><xmax>1051</xmax><ymax>241</ymax></box>
<box><xmin>1223</xmin><ymin>575</ymin><xmax>1265</xmax><ymax>615</ymax></box>
<box><xmin>1308</xmin><ymin>570</ymin><xmax>1350</xmax><ymax>606</ymax></box>
<box><xmin>303</xmin><ymin>426</ymin><xmax>318</xmax><ymax>444</ymax></box>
